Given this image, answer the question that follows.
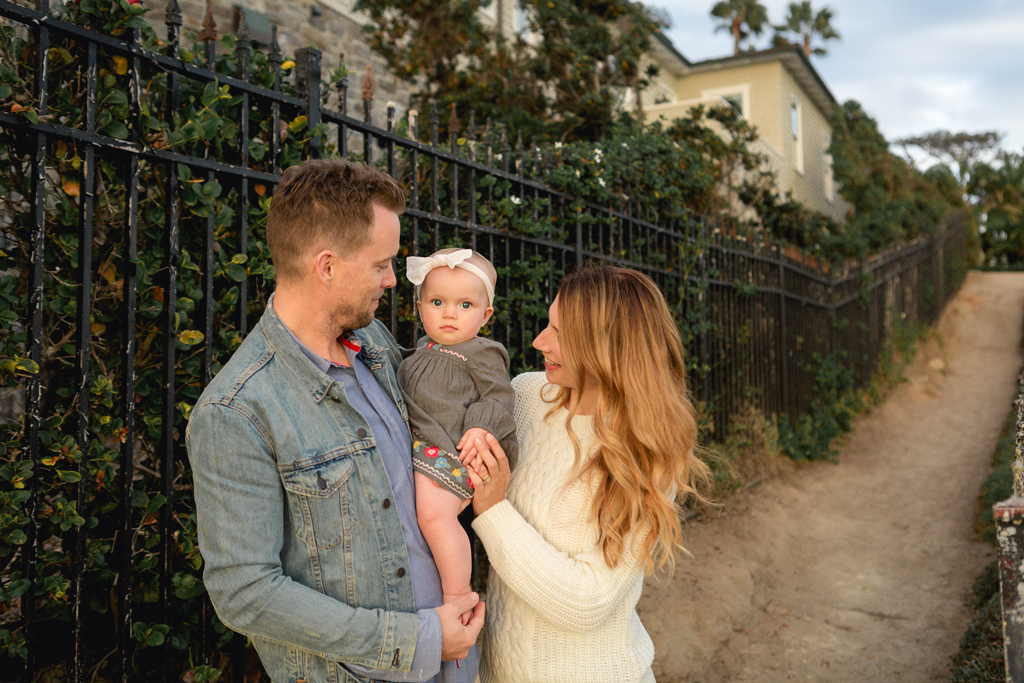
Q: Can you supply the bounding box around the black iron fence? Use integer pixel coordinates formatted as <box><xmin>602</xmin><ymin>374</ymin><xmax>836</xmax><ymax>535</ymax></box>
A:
<box><xmin>0</xmin><ymin>0</ymin><xmax>969</xmax><ymax>681</ymax></box>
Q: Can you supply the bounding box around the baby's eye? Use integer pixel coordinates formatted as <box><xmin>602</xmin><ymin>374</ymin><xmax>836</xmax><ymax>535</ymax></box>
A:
<box><xmin>460</xmin><ymin>301</ymin><xmax>472</xmax><ymax>309</ymax></box>
<box><xmin>430</xmin><ymin>299</ymin><xmax>443</xmax><ymax>307</ymax></box>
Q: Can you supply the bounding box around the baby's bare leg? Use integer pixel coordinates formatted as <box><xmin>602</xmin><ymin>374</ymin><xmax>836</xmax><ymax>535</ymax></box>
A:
<box><xmin>414</xmin><ymin>472</ymin><xmax>472</xmax><ymax>617</ymax></box>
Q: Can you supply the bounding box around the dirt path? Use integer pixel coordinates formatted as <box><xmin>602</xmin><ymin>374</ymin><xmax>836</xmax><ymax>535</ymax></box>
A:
<box><xmin>638</xmin><ymin>271</ymin><xmax>1024</xmax><ymax>682</ymax></box>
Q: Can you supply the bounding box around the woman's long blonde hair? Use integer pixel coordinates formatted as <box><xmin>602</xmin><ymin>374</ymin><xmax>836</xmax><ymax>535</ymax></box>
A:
<box><xmin>548</xmin><ymin>266</ymin><xmax>708</xmax><ymax>575</ymax></box>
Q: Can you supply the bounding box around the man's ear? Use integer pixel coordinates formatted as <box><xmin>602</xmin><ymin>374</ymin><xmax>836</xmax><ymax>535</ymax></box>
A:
<box><xmin>313</xmin><ymin>249</ymin><xmax>336</xmax><ymax>284</ymax></box>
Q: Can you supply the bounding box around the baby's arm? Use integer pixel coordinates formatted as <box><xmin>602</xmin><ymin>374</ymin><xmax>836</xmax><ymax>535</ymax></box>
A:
<box><xmin>460</xmin><ymin>342</ymin><xmax>517</xmax><ymax>471</ymax></box>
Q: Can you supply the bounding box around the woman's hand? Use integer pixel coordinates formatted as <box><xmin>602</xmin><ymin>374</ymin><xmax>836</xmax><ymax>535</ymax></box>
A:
<box><xmin>467</xmin><ymin>432</ymin><xmax>510</xmax><ymax>516</ymax></box>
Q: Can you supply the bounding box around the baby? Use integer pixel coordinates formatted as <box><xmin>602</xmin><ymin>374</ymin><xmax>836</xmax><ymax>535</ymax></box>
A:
<box><xmin>398</xmin><ymin>248</ymin><xmax>519</xmax><ymax>610</ymax></box>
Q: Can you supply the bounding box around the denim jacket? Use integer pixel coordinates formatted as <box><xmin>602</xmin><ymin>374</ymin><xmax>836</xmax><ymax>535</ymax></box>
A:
<box><xmin>186</xmin><ymin>303</ymin><xmax>422</xmax><ymax>682</ymax></box>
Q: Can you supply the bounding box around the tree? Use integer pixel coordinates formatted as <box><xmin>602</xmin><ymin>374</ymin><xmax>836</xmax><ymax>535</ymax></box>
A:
<box><xmin>828</xmin><ymin>100</ymin><xmax>963</xmax><ymax>260</ymax></box>
<box><xmin>710</xmin><ymin>0</ymin><xmax>770</xmax><ymax>56</ymax></box>
<box><xmin>355</xmin><ymin>0</ymin><xmax>666</xmax><ymax>142</ymax></box>
<box><xmin>772</xmin><ymin>2</ymin><xmax>841</xmax><ymax>57</ymax></box>
<box><xmin>895</xmin><ymin>130</ymin><xmax>1003</xmax><ymax>186</ymax></box>
<box><xmin>354</xmin><ymin>0</ymin><xmax>496</xmax><ymax>105</ymax></box>
<box><xmin>968</xmin><ymin>152</ymin><xmax>1024</xmax><ymax>268</ymax></box>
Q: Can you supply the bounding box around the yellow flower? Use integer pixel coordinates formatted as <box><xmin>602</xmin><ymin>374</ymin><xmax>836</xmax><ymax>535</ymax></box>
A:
<box><xmin>452</xmin><ymin>469</ymin><xmax>461</xmax><ymax>477</ymax></box>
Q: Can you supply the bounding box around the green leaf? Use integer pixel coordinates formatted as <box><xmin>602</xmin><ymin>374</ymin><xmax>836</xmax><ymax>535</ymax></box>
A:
<box><xmin>22</xmin><ymin>108</ymin><xmax>38</xmax><ymax>125</ymax></box>
<box><xmin>57</xmin><ymin>470</ymin><xmax>82</xmax><ymax>483</ymax></box>
<box><xmin>178</xmin><ymin>330</ymin><xmax>204</xmax><ymax>346</ymax></box>
<box><xmin>5</xmin><ymin>578</ymin><xmax>30</xmax><ymax>598</ymax></box>
<box><xmin>104</xmin><ymin>89</ymin><xmax>128</xmax><ymax>106</ymax></box>
<box><xmin>224</xmin><ymin>263</ymin><xmax>247</xmax><ymax>282</ymax></box>
<box><xmin>231</xmin><ymin>253</ymin><xmax>247</xmax><ymax>264</ymax></box>
<box><xmin>14</xmin><ymin>358</ymin><xmax>39</xmax><ymax>374</ymax></box>
<box><xmin>0</xmin><ymin>85</ymin><xmax>10</xmax><ymax>100</ymax></box>
<box><xmin>248</xmin><ymin>139</ymin><xmax>267</xmax><ymax>160</ymax></box>
<box><xmin>202</xmin><ymin>180</ymin><xmax>222</xmax><ymax>198</ymax></box>
<box><xmin>0</xmin><ymin>309</ymin><xmax>16</xmax><ymax>323</ymax></box>
<box><xmin>102</xmin><ymin>119</ymin><xmax>129</xmax><ymax>139</ymax></box>
<box><xmin>201</xmin><ymin>116</ymin><xmax>221</xmax><ymax>139</ymax></box>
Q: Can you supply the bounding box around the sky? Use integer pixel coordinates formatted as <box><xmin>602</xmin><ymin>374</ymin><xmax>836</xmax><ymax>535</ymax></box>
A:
<box><xmin>657</xmin><ymin>0</ymin><xmax>1024</xmax><ymax>166</ymax></box>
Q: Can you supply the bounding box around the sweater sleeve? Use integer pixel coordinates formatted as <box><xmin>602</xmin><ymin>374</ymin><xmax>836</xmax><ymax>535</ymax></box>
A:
<box><xmin>471</xmin><ymin>498</ymin><xmax>646</xmax><ymax>633</ymax></box>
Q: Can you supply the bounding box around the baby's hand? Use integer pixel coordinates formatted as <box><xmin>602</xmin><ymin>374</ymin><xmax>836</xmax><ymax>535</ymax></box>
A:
<box><xmin>457</xmin><ymin>428</ymin><xmax>492</xmax><ymax>465</ymax></box>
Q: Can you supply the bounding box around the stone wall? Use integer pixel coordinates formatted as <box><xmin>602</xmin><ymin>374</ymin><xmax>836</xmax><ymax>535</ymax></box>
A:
<box><xmin>156</xmin><ymin>0</ymin><xmax>414</xmax><ymax>130</ymax></box>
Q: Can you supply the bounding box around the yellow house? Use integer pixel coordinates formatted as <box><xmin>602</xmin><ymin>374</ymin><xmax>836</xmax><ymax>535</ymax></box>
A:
<box><xmin>643</xmin><ymin>37</ymin><xmax>850</xmax><ymax>223</ymax></box>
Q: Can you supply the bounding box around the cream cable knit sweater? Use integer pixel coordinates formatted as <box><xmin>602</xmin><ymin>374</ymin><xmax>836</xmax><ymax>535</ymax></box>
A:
<box><xmin>472</xmin><ymin>372</ymin><xmax>656</xmax><ymax>683</ymax></box>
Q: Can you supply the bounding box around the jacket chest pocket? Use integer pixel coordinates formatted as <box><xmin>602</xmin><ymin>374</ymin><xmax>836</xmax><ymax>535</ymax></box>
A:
<box><xmin>281</xmin><ymin>453</ymin><xmax>357</xmax><ymax>551</ymax></box>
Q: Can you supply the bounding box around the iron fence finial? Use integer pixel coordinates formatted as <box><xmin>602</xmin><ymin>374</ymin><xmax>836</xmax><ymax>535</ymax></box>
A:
<box><xmin>449</xmin><ymin>104</ymin><xmax>460</xmax><ymax>136</ymax></box>
<box><xmin>165</xmin><ymin>0</ymin><xmax>182</xmax><ymax>28</ymax></box>
<box><xmin>362</xmin><ymin>66</ymin><xmax>374</xmax><ymax>102</ymax></box>
<box><xmin>200</xmin><ymin>0</ymin><xmax>217</xmax><ymax>42</ymax></box>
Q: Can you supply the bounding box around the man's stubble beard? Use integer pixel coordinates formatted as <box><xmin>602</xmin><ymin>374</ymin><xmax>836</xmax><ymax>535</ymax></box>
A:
<box><xmin>330</xmin><ymin>298</ymin><xmax>376</xmax><ymax>334</ymax></box>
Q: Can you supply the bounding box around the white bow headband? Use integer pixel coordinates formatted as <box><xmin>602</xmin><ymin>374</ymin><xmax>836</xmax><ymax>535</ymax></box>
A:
<box><xmin>406</xmin><ymin>249</ymin><xmax>495</xmax><ymax>305</ymax></box>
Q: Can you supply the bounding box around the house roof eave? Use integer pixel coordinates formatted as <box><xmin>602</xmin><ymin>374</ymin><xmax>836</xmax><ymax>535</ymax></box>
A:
<box><xmin>650</xmin><ymin>30</ymin><xmax>692</xmax><ymax>77</ymax></box>
<box><xmin>686</xmin><ymin>45</ymin><xmax>838</xmax><ymax>119</ymax></box>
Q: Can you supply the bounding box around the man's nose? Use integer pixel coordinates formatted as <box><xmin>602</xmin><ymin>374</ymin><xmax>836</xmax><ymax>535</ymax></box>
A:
<box><xmin>383</xmin><ymin>263</ymin><xmax>397</xmax><ymax>289</ymax></box>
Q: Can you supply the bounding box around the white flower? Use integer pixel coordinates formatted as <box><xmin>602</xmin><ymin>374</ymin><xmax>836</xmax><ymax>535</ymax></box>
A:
<box><xmin>597</xmin><ymin>178</ymin><xmax>606</xmax><ymax>187</ymax></box>
<box><xmin>510</xmin><ymin>196</ymin><xmax>522</xmax><ymax>205</ymax></box>
<box><xmin>495</xmin><ymin>153</ymin><xmax>503</xmax><ymax>161</ymax></box>
<box><xmin>575</xmin><ymin>169</ymin><xmax>581</xmax><ymax>177</ymax></box>
<box><xmin>621</xmin><ymin>143</ymin><xmax>628</xmax><ymax>148</ymax></box>
<box><xmin>554</xmin><ymin>142</ymin><xmax>563</xmax><ymax>149</ymax></box>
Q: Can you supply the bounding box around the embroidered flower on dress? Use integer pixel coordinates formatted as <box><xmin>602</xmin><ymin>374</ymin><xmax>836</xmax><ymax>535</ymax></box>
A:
<box><xmin>425</xmin><ymin>446</ymin><xmax>440</xmax><ymax>458</ymax></box>
<box><xmin>435</xmin><ymin>457</ymin><xmax>450</xmax><ymax>469</ymax></box>
<box><xmin>452</xmin><ymin>468</ymin><xmax>462</xmax><ymax>478</ymax></box>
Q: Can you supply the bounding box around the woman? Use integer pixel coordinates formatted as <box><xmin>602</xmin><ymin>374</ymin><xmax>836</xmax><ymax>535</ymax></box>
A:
<box><xmin>465</xmin><ymin>266</ymin><xmax>709</xmax><ymax>682</ymax></box>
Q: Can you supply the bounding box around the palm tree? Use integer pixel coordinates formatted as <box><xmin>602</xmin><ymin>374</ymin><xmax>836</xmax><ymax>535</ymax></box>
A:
<box><xmin>711</xmin><ymin>0</ymin><xmax>770</xmax><ymax>56</ymax></box>
<box><xmin>773</xmin><ymin>1</ymin><xmax>841</xmax><ymax>57</ymax></box>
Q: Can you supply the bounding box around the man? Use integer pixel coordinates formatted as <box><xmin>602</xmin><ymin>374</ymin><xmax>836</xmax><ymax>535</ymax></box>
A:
<box><xmin>186</xmin><ymin>159</ymin><xmax>483</xmax><ymax>683</ymax></box>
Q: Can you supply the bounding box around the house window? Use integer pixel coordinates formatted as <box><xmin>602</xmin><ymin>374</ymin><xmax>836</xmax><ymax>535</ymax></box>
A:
<box><xmin>824</xmin><ymin>153</ymin><xmax>835</xmax><ymax>202</ymax></box>
<box><xmin>791</xmin><ymin>98</ymin><xmax>804</xmax><ymax>174</ymax></box>
<box><xmin>702</xmin><ymin>84</ymin><xmax>750</xmax><ymax>119</ymax></box>
<box><xmin>723</xmin><ymin>93</ymin><xmax>743</xmax><ymax>114</ymax></box>
<box><xmin>823</xmin><ymin>133</ymin><xmax>834</xmax><ymax>202</ymax></box>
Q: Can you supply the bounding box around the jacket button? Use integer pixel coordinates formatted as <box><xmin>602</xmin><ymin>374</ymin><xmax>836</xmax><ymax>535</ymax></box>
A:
<box><xmin>331</xmin><ymin>394</ymin><xmax>340</xmax><ymax>402</ymax></box>
<box><xmin>356</xmin><ymin>428</ymin><xmax>367</xmax><ymax>438</ymax></box>
<box><xmin>382</xmin><ymin>498</ymin><xmax>391</xmax><ymax>509</ymax></box>
<box><xmin>396</xmin><ymin>567</ymin><xmax>406</xmax><ymax>578</ymax></box>
<box><xmin>316</xmin><ymin>473</ymin><xmax>327</xmax><ymax>490</ymax></box>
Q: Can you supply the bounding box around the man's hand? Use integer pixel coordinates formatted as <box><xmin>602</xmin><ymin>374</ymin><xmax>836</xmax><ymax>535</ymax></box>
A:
<box><xmin>436</xmin><ymin>592</ymin><xmax>485</xmax><ymax>661</ymax></box>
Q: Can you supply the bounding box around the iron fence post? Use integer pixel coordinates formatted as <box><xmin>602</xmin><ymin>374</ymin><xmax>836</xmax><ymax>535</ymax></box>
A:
<box><xmin>296</xmin><ymin>47</ymin><xmax>322</xmax><ymax>159</ymax></box>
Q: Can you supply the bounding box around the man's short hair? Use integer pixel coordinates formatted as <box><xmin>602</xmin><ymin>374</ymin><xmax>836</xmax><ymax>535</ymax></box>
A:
<box><xmin>267</xmin><ymin>159</ymin><xmax>406</xmax><ymax>282</ymax></box>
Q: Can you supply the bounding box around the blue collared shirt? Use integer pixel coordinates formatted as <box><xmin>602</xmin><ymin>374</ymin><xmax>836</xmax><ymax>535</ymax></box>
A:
<box><xmin>285</xmin><ymin>325</ymin><xmax>478</xmax><ymax>683</ymax></box>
